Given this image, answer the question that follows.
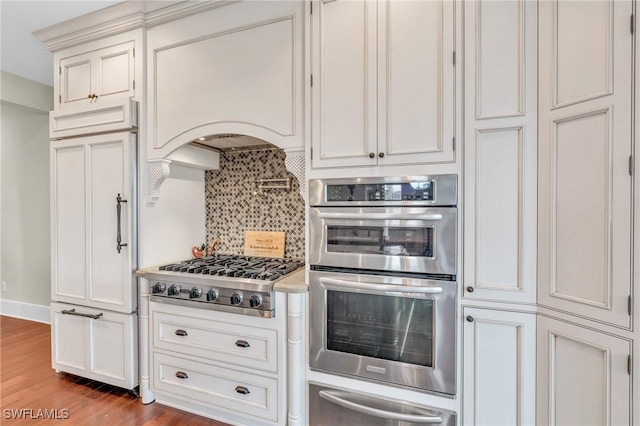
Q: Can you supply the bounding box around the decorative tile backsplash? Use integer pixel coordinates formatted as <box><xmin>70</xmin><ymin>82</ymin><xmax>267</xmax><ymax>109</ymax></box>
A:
<box><xmin>205</xmin><ymin>147</ymin><xmax>305</xmax><ymax>260</ymax></box>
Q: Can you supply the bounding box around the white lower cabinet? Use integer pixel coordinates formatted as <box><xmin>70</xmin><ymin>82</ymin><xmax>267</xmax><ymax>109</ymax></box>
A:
<box><xmin>537</xmin><ymin>316</ymin><xmax>631</xmax><ymax>426</ymax></box>
<box><xmin>50</xmin><ymin>302</ymin><xmax>138</xmax><ymax>389</ymax></box>
<box><xmin>150</xmin><ymin>302</ymin><xmax>286</xmax><ymax>425</ymax></box>
<box><xmin>462</xmin><ymin>307</ymin><xmax>536</xmax><ymax>426</ymax></box>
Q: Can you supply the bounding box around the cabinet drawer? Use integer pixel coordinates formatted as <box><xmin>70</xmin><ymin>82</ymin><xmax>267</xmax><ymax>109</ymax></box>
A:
<box><xmin>153</xmin><ymin>352</ymin><xmax>278</xmax><ymax>422</ymax></box>
<box><xmin>153</xmin><ymin>311</ymin><xmax>278</xmax><ymax>373</ymax></box>
<box><xmin>50</xmin><ymin>302</ymin><xmax>138</xmax><ymax>389</ymax></box>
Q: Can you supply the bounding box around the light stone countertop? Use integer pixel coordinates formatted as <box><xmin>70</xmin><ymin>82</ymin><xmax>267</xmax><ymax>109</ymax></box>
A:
<box><xmin>273</xmin><ymin>269</ymin><xmax>308</xmax><ymax>293</ymax></box>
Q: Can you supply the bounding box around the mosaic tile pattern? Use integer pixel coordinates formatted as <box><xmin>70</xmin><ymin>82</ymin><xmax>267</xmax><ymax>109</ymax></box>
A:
<box><xmin>205</xmin><ymin>147</ymin><xmax>305</xmax><ymax>260</ymax></box>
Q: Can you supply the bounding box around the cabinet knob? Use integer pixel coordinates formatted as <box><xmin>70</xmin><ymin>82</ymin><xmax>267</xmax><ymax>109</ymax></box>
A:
<box><xmin>466</xmin><ymin>286</ymin><xmax>475</xmax><ymax>293</ymax></box>
<box><xmin>87</xmin><ymin>94</ymin><xmax>92</xmax><ymax>99</ymax></box>
<box><xmin>175</xmin><ymin>329</ymin><xmax>188</xmax><ymax>336</ymax></box>
<box><xmin>369</xmin><ymin>152</ymin><xmax>375</xmax><ymax>159</ymax></box>
<box><xmin>466</xmin><ymin>315</ymin><xmax>474</xmax><ymax>323</ymax></box>
<box><xmin>235</xmin><ymin>340</ymin><xmax>250</xmax><ymax>348</ymax></box>
<box><xmin>175</xmin><ymin>371</ymin><xmax>188</xmax><ymax>379</ymax></box>
<box><xmin>378</xmin><ymin>152</ymin><xmax>385</xmax><ymax>158</ymax></box>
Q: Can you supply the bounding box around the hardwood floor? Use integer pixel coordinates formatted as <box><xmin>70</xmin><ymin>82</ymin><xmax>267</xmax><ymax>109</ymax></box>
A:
<box><xmin>0</xmin><ymin>315</ymin><xmax>227</xmax><ymax>425</ymax></box>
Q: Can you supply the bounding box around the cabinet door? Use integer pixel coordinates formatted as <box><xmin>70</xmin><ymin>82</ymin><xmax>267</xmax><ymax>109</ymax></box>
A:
<box><xmin>59</xmin><ymin>51</ymin><xmax>93</xmax><ymax>108</ymax></box>
<box><xmin>51</xmin><ymin>133</ymin><xmax>136</xmax><ymax>313</ymax></box>
<box><xmin>51</xmin><ymin>140</ymin><xmax>87</xmax><ymax>302</ymax></box>
<box><xmin>311</xmin><ymin>0</ymin><xmax>378</xmax><ymax>168</ymax></box>
<box><xmin>86</xmin><ymin>134</ymin><xmax>135</xmax><ymax>312</ymax></box>
<box><xmin>377</xmin><ymin>0</ymin><xmax>455</xmax><ymax>165</ymax></box>
<box><xmin>463</xmin><ymin>0</ymin><xmax>537</xmax><ymax>304</ymax></box>
<box><xmin>58</xmin><ymin>41</ymin><xmax>134</xmax><ymax>109</ymax></box>
<box><xmin>93</xmin><ymin>41</ymin><xmax>135</xmax><ymax>101</ymax></box>
<box><xmin>51</xmin><ymin>302</ymin><xmax>138</xmax><ymax>390</ymax></box>
<box><xmin>538</xmin><ymin>0</ymin><xmax>633</xmax><ymax>327</ymax></box>
<box><xmin>537</xmin><ymin>316</ymin><xmax>631</xmax><ymax>426</ymax></box>
<box><xmin>462</xmin><ymin>308</ymin><xmax>536</xmax><ymax>426</ymax></box>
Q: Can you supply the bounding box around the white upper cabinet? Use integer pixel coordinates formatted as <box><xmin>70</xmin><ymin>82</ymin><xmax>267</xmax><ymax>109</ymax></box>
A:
<box><xmin>51</xmin><ymin>133</ymin><xmax>137</xmax><ymax>313</ymax></box>
<box><xmin>55</xmin><ymin>31</ymin><xmax>139</xmax><ymax>110</ymax></box>
<box><xmin>311</xmin><ymin>0</ymin><xmax>455</xmax><ymax>168</ymax></box>
<box><xmin>538</xmin><ymin>0</ymin><xmax>633</xmax><ymax>328</ymax></box>
<box><xmin>463</xmin><ymin>0</ymin><xmax>537</xmax><ymax>304</ymax></box>
<box><xmin>146</xmin><ymin>1</ymin><xmax>305</xmax><ymax>160</ymax></box>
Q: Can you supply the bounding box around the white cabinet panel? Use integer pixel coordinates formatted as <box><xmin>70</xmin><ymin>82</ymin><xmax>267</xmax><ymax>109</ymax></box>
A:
<box><xmin>462</xmin><ymin>308</ymin><xmax>536</xmax><ymax>426</ymax></box>
<box><xmin>52</xmin><ymin>307</ymin><xmax>87</xmax><ymax>371</ymax></box>
<box><xmin>311</xmin><ymin>0</ymin><xmax>376</xmax><ymax>167</ymax></box>
<box><xmin>378</xmin><ymin>0</ymin><xmax>454</xmax><ymax>165</ymax></box>
<box><xmin>475</xmin><ymin>0</ymin><xmax>523</xmax><ymax>118</ymax></box>
<box><xmin>475</xmin><ymin>128</ymin><xmax>522</xmax><ymax>289</ymax></box>
<box><xmin>51</xmin><ymin>302</ymin><xmax>138</xmax><ymax>389</ymax></box>
<box><xmin>554</xmin><ymin>1</ymin><xmax>612</xmax><ymax>107</ymax></box>
<box><xmin>464</xmin><ymin>0</ymin><xmax>537</xmax><ymax>304</ymax></box>
<box><xmin>537</xmin><ymin>316</ymin><xmax>631</xmax><ymax>426</ymax></box>
<box><xmin>62</xmin><ymin>56</ymin><xmax>92</xmax><ymax>105</ymax></box>
<box><xmin>51</xmin><ymin>142</ymin><xmax>86</xmax><ymax>300</ymax></box>
<box><xmin>554</xmin><ymin>109</ymin><xmax>610</xmax><ymax>306</ymax></box>
<box><xmin>97</xmin><ymin>43</ymin><xmax>133</xmax><ymax>97</ymax></box>
<box><xmin>538</xmin><ymin>0</ymin><xmax>633</xmax><ymax>327</ymax></box>
<box><xmin>88</xmin><ymin>140</ymin><xmax>127</xmax><ymax>306</ymax></box>
<box><xmin>51</xmin><ymin>133</ymin><xmax>136</xmax><ymax>313</ymax></box>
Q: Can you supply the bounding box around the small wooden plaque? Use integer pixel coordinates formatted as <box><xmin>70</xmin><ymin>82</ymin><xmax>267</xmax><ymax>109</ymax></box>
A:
<box><xmin>244</xmin><ymin>231</ymin><xmax>286</xmax><ymax>258</ymax></box>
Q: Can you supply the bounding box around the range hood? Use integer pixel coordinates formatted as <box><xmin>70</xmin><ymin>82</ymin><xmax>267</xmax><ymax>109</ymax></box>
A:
<box><xmin>192</xmin><ymin>134</ymin><xmax>271</xmax><ymax>151</ymax></box>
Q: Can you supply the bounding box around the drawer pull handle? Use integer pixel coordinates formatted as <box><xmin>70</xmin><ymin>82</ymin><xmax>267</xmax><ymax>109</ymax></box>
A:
<box><xmin>235</xmin><ymin>386</ymin><xmax>250</xmax><ymax>395</ymax></box>
<box><xmin>61</xmin><ymin>309</ymin><xmax>103</xmax><ymax>320</ymax></box>
<box><xmin>235</xmin><ymin>340</ymin><xmax>250</xmax><ymax>348</ymax></box>
<box><xmin>175</xmin><ymin>329</ymin><xmax>188</xmax><ymax>336</ymax></box>
<box><xmin>175</xmin><ymin>371</ymin><xmax>188</xmax><ymax>379</ymax></box>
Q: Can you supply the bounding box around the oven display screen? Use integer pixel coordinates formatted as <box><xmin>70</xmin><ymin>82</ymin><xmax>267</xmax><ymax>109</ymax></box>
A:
<box><xmin>326</xmin><ymin>291</ymin><xmax>434</xmax><ymax>367</ymax></box>
<box><xmin>326</xmin><ymin>181</ymin><xmax>434</xmax><ymax>202</ymax></box>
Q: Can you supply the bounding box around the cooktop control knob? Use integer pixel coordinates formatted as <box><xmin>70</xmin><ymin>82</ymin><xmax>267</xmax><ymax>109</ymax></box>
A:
<box><xmin>206</xmin><ymin>289</ymin><xmax>218</xmax><ymax>302</ymax></box>
<box><xmin>167</xmin><ymin>284</ymin><xmax>181</xmax><ymax>296</ymax></box>
<box><xmin>152</xmin><ymin>282</ymin><xmax>166</xmax><ymax>294</ymax></box>
<box><xmin>230</xmin><ymin>292</ymin><xmax>243</xmax><ymax>305</ymax></box>
<box><xmin>189</xmin><ymin>286</ymin><xmax>202</xmax><ymax>299</ymax></box>
<box><xmin>249</xmin><ymin>295</ymin><xmax>262</xmax><ymax>308</ymax></box>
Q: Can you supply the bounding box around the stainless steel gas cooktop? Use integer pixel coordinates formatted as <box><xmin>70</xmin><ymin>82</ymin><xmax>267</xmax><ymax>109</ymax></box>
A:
<box><xmin>145</xmin><ymin>254</ymin><xmax>304</xmax><ymax>317</ymax></box>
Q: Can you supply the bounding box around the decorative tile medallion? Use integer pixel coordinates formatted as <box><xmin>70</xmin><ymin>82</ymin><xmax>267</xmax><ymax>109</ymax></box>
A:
<box><xmin>205</xmin><ymin>147</ymin><xmax>305</xmax><ymax>260</ymax></box>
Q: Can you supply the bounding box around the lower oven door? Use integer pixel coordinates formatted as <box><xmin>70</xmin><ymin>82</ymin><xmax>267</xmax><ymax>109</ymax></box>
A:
<box><xmin>309</xmin><ymin>383</ymin><xmax>456</xmax><ymax>426</ymax></box>
<box><xmin>309</xmin><ymin>270</ymin><xmax>456</xmax><ymax>396</ymax></box>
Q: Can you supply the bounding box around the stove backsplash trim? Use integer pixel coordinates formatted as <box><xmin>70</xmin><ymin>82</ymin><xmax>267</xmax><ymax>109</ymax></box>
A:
<box><xmin>205</xmin><ymin>148</ymin><xmax>305</xmax><ymax>260</ymax></box>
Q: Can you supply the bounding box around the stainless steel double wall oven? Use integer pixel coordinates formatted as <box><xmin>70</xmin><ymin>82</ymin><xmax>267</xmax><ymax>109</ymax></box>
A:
<box><xmin>309</xmin><ymin>174</ymin><xmax>458</xmax><ymax>396</ymax></box>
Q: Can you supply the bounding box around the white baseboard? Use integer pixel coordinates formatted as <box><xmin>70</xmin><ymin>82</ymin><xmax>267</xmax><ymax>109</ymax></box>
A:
<box><xmin>0</xmin><ymin>299</ymin><xmax>50</xmax><ymax>324</ymax></box>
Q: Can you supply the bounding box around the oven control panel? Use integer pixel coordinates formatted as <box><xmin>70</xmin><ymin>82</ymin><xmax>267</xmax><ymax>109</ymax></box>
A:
<box><xmin>326</xmin><ymin>181</ymin><xmax>434</xmax><ymax>202</ymax></box>
<box><xmin>310</xmin><ymin>174</ymin><xmax>458</xmax><ymax>207</ymax></box>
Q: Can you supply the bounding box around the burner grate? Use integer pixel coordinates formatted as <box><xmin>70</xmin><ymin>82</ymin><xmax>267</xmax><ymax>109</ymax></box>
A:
<box><xmin>159</xmin><ymin>254</ymin><xmax>303</xmax><ymax>281</ymax></box>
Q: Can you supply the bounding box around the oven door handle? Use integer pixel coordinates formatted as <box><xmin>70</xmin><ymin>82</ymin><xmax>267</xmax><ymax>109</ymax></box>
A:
<box><xmin>317</xmin><ymin>212</ymin><xmax>443</xmax><ymax>221</ymax></box>
<box><xmin>318</xmin><ymin>390</ymin><xmax>443</xmax><ymax>424</ymax></box>
<box><xmin>320</xmin><ymin>278</ymin><xmax>443</xmax><ymax>294</ymax></box>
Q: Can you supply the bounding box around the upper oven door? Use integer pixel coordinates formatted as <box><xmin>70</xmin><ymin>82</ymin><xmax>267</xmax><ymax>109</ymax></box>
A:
<box><xmin>309</xmin><ymin>207</ymin><xmax>457</xmax><ymax>276</ymax></box>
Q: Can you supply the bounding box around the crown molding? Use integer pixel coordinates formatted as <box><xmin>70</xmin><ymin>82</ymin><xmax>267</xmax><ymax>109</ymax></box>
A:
<box><xmin>33</xmin><ymin>0</ymin><xmax>232</xmax><ymax>52</ymax></box>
